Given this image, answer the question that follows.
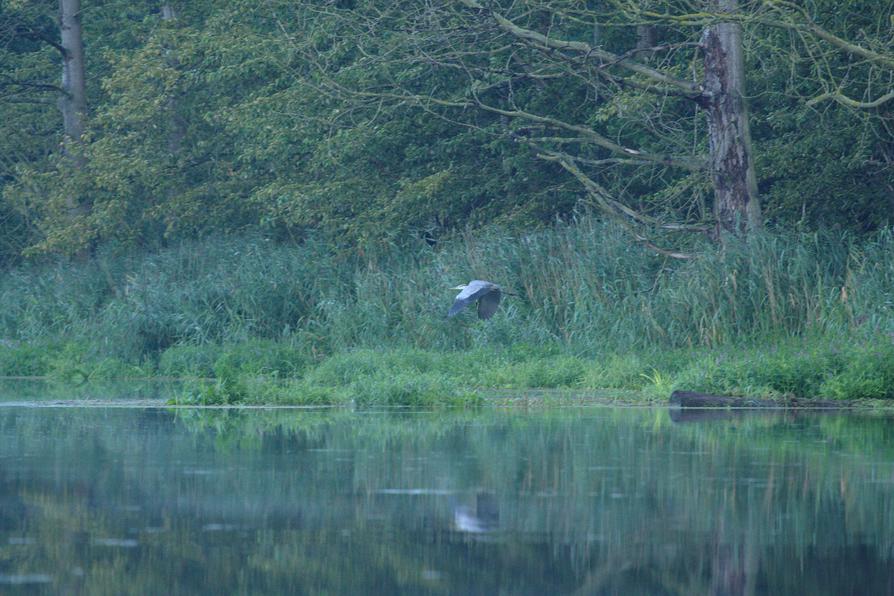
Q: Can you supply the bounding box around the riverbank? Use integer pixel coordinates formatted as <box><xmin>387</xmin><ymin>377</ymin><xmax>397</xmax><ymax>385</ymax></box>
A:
<box><xmin>1</xmin><ymin>337</ymin><xmax>892</xmax><ymax>407</ymax></box>
<box><xmin>0</xmin><ymin>221</ymin><xmax>892</xmax><ymax>406</ymax></box>
<box><xmin>167</xmin><ymin>339</ymin><xmax>894</xmax><ymax>406</ymax></box>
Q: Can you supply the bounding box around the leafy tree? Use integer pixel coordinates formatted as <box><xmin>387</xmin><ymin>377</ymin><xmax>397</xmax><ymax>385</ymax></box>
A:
<box><xmin>0</xmin><ymin>0</ymin><xmax>890</xmax><ymax>260</ymax></box>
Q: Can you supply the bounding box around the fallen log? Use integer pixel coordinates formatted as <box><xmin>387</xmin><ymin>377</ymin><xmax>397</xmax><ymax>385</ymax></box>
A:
<box><xmin>669</xmin><ymin>390</ymin><xmax>851</xmax><ymax>409</ymax></box>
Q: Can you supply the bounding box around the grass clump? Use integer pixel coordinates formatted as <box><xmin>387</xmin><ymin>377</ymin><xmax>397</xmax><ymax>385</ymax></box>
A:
<box><xmin>579</xmin><ymin>350</ymin><xmax>696</xmax><ymax>399</ymax></box>
<box><xmin>821</xmin><ymin>344</ymin><xmax>894</xmax><ymax>400</ymax></box>
<box><xmin>304</xmin><ymin>349</ymin><xmax>398</xmax><ymax>386</ymax></box>
<box><xmin>480</xmin><ymin>354</ymin><xmax>586</xmax><ymax>389</ymax></box>
<box><xmin>174</xmin><ymin>376</ymin><xmax>350</xmax><ymax>406</ymax></box>
<box><xmin>159</xmin><ymin>340</ymin><xmax>309</xmax><ymax>379</ymax></box>
<box><xmin>0</xmin><ymin>342</ymin><xmax>151</xmax><ymax>381</ymax></box>
<box><xmin>171</xmin><ymin>349</ymin><xmax>481</xmax><ymax>408</ymax></box>
<box><xmin>303</xmin><ymin>349</ymin><xmax>480</xmax><ymax>407</ymax></box>
<box><xmin>158</xmin><ymin>344</ymin><xmax>223</xmax><ymax>377</ymax></box>
<box><xmin>210</xmin><ymin>340</ymin><xmax>308</xmax><ymax>378</ymax></box>
<box><xmin>45</xmin><ymin>343</ymin><xmax>152</xmax><ymax>383</ymax></box>
<box><xmin>351</xmin><ymin>371</ymin><xmax>481</xmax><ymax>408</ymax></box>
<box><xmin>667</xmin><ymin>339</ymin><xmax>894</xmax><ymax>400</ymax></box>
<box><xmin>0</xmin><ymin>342</ymin><xmax>56</xmax><ymax>376</ymax></box>
<box><xmin>172</xmin><ymin>370</ymin><xmax>478</xmax><ymax>408</ymax></box>
<box><xmin>177</xmin><ymin>377</ymin><xmax>250</xmax><ymax>405</ymax></box>
<box><xmin>671</xmin><ymin>344</ymin><xmax>842</xmax><ymax>398</ymax></box>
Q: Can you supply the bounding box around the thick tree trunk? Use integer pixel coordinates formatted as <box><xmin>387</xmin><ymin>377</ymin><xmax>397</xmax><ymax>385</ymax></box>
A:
<box><xmin>700</xmin><ymin>0</ymin><xmax>761</xmax><ymax>235</ymax></box>
<box><xmin>58</xmin><ymin>0</ymin><xmax>87</xmax><ymax>172</ymax></box>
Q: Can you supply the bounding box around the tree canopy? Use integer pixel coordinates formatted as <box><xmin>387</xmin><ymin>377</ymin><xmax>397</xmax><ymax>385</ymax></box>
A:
<box><xmin>0</xmin><ymin>0</ymin><xmax>891</xmax><ymax>261</ymax></box>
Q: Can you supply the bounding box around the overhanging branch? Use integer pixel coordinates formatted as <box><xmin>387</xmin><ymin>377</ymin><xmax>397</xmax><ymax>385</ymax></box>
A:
<box><xmin>457</xmin><ymin>0</ymin><xmax>704</xmax><ymax>98</ymax></box>
<box><xmin>538</xmin><ymin>150</ymin><xmax>701</xmax><ymax>259</ymax></box>
<box><xmin>471</xmin><ymin>96</ymin><xmax>706</xmax><ymax>171</ymax></box>
<box><xmin>807</xmin><ymin>90</ymin><xmax>894</xmax><ymax>109</ymax></box>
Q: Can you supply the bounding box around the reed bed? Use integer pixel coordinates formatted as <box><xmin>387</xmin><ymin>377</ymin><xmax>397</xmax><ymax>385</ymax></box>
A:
<box><xmin>0</xmin><ymin>219</ymin><xmax>892</xmax><ymax>402</ymax></box>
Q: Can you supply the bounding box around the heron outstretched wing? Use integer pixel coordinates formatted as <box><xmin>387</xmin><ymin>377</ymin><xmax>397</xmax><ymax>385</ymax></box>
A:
<box><xmin>448</xmin><ymin>280</ymin><xmax>497</xmax><ymax>318</ymax></box>
<box><xmin>477</xmin><ymin>288</ymin><xmax>502</xmax><ymax>320</ymax></box>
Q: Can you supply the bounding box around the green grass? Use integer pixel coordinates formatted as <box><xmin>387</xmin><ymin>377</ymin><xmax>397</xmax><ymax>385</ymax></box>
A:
<box><xmin>0</xmin><ymin>219</ymin><xmax>893</xmax><ymax>405</ymax></box>
<box><xmin>0</xmin><ymin>342</ymin><xmax>56</xmax><ymax>377</ymax></box>
<box><xmin>158</xmin><ymin>339</ymin><xmax>308</xmax><ymax>378</ymax></box>
<box><xmin>165</xmin><ymin>336</ymin><xmax>894</xmax><ymax>406</ymax></box>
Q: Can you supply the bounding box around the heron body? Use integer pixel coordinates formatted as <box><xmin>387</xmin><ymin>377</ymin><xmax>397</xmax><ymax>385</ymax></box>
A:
<box><xmin>448</xmin><ymin>280</ymin><xmax>503</xmax><ymax>320</ymax></box>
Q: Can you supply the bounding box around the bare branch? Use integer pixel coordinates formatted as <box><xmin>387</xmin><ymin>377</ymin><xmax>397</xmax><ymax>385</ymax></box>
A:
<box><xmin>807</xmin><ymin>90</ymin><xmax>894</xmax><ymax>109</ymax></box>
<box><xmin>761</xmin><ymin>0</ymin><xmax>894</xmax><ymax>70</ymax></box>
<box><xmin>538</xmin><ymin>150</ymin><xmax>699</xmax><ymax>259</ymax></box>
<box><xmin>457</xmin><ymin>0</ymin><xmax>704</xmax><ymax>98</ymax></box>
<box><xmin>471</xmin><ymin>97</ymin><xmax>706</xmax><ymax>171</ymax></box>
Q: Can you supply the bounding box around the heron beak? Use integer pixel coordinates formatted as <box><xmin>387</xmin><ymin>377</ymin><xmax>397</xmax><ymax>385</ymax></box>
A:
<box><xmin>451</xmin><ymin>285</ymin><xmax>466</xmax><ymax>290</ymax></box>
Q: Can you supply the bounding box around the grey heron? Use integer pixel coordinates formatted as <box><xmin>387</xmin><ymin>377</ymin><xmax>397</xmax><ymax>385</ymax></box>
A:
<box><xmin>448</xmin><ymin>280</ymin><xmax>504</xmax><ymax>320</ymax></box>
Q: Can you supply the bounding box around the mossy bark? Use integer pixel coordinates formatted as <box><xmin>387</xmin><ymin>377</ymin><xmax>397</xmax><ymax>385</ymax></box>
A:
<box><xmin>699</xmin><ymin>0</ymin><xmax>761</xmax><ymax>236</ymax></box>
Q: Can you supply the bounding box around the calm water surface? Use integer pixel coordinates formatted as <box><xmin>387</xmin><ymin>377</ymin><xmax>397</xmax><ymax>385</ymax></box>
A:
<box><xmin>1</xmin><ymin>384</ymin><xmax>894</xmax><ymax>594</ymax></box>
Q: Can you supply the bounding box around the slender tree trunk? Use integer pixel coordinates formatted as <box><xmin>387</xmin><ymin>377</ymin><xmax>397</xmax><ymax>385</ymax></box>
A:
<box><xmin>58</xmin><ymin>0</ymin><xmax>88</xmax><ymax>220</ymax></box>
<box><xmin>700</xmin><ymin>0</ymin><xmax>761</xmax><ymax>235</ymax></box>
<box><xmin>161</xmin><ymin>3</ymin><xmax>185</xmax><ymax>155</ymax></box>
<box><xmin>635</xmin><ymin>0</ymin><xmax>657</xmax><ymax>59</ymax></box>
<box><xmin>161</xmin><ymin>2</ymin><xmax>176</xmax><ymax>20</ymax></box>
<box><xmin>636</xmin><ymin>25</ymin><xmax>656</xmax><ymax>51</ymax></box>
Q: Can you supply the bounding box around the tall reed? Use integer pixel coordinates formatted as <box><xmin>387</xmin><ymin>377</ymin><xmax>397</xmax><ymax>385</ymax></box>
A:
<box><xmin>0</xmin><ymin>219</ymin><xmax>890</xmax><ymax>362</ymax></box>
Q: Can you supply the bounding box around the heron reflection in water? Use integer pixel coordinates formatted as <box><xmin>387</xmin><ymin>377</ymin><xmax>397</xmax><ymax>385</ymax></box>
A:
<box><xmin>453</xmin><ymin>491</ymin><xmax>500</xmax><ymax>534</ymax></box>
<box><xmin>448</xmin><ymin>280</ymin><xmax>507</xmax><ymax>320</ymax></box>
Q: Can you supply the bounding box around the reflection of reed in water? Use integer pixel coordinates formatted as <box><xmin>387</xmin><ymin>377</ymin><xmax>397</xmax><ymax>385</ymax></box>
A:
<box><xmin>6</xmin><ymin>407</ymin><xmax>894</xmax><ymax>595</ymax></box>
<box><xmin>452</xmin><ymin>491</ymin><xmax>499</xmax><ymax>534</ymax></box>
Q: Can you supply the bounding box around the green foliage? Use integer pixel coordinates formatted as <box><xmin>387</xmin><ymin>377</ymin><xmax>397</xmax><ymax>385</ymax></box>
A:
<box><xmin>84</xmin><ymin>357</ymin><xmax>149</xmax><ymax>380</ymax></box>
<box><xmin>265</xmin><ymin>380</ymin><xmax>349</xmax><ymax>406</ymax></box>
<box><xmin>0</xmin><ymin>340</ymin><xmax>151</xmax><ymax>381</ymax></box>
<box><xmin>581</xmin><ymin>350</ymin><xmax>694</xmax><ymax>391</ymax></box>
<box><xmin>351</xmin><ymin>371</ymin><xmax>481</xmax><ymax>408</ymax></box>
<box><xmin>481</xmin><ymin>355</ymin><xmax>586</xmax><ymax>389</ymax></box>
<box><xmin>822</xmin><ymin>344</ymin><xmax>894</xmax><ymax>400</ymax></box>
<box><xmin>669</xmin><ymin>340</ymin><xmax>894</xmax><ymax>400</ymax></box>
<box><xmin>158</xmin><ymin>344</ymin><xmax>223</xmax><ymax>377</ymax></box>
<box><xmin>211</xmin><ymin>340</ymin><xmax>308</xmax><ymax>379</ymax></box>
<box><xmin>177</xmin><ymin>377</ymin><xmax>249</xmax><ymax>406</ymax></box>
<box><xmin>44</xmin><ymin>342</ymin><xmax>151</xmax><ymax>382</ymax></box>
<box><xmin>1</xmin><ymin>1</ymin><xmax>891</xmax><ymax>259</ymax></box>
<box><xmin>304</xmin><ymin>349</ymin><xmax>396</xmax><ymax>387</ymax></box>
<box><xmin>302</xmin><ymin>349</ymin><xmax>481</xmax><ymax>406</ymax></box>
<box><xmin>0</xmin><ymin>342</ymin><xmax>55</xmax><ymax>377</ymax></box>
<box><xmin>174</xmin><ymin>363</ymin><xmax>479</xmax><ymax>408</ymax></box>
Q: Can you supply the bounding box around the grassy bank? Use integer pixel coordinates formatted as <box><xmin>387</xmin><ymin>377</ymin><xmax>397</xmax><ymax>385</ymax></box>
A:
<box><xmin>0</xmin><ymin>219</ymin><xmax>892</xmax><ymax>405</ymax></box>
<box><xmin>3</xmin><ymin>339</ymin><xmax>893</xmax><ymax>406</ymax></box>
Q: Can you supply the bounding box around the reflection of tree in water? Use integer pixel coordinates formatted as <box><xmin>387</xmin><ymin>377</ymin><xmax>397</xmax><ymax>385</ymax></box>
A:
<box><xmin>2</xmin><ymin>407</ymin><xmax>894</xmax><ymax>594</ymax></box>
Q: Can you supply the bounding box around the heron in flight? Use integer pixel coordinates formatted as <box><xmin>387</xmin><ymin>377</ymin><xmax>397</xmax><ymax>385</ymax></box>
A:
<box><xmin>448</xmin><ymin>280</ymin><xmax>505</xmax><ymax>320</ymax></box>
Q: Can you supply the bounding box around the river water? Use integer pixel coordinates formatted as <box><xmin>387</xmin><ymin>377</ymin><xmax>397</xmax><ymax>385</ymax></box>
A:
<box><xmin>1</xmin><ymin>386</ymin><xmax>893</xmax><ymax>594</ymax></box>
